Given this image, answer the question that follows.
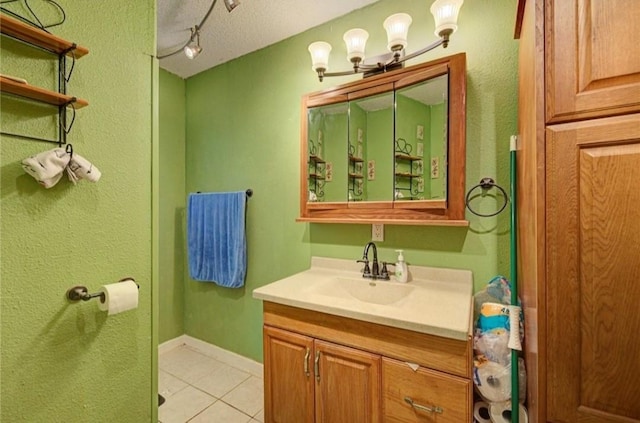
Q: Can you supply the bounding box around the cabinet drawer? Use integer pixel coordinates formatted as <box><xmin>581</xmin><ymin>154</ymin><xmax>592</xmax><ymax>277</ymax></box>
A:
<box><xmin>382</xmin><ymin>358</ymin><xmax>471</xmax><ymax>422</ymax></box>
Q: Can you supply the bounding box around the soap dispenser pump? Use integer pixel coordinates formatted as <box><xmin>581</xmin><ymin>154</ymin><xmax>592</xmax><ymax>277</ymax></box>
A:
<box><xmin>394</xmin><ymin>250</ymin><xmax>408</xmax><ymax>283</ymax></box>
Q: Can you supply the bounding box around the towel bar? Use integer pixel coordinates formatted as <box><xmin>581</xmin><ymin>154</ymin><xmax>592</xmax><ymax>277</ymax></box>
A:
<box><xmin>196</xmin><ymin>189</ymin><xmax>252</xmax><ymax>197</ymax></box>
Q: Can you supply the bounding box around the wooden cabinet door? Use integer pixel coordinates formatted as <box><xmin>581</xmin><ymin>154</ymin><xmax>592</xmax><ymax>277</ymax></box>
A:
<box><xmin>314</xmin><ymin>339</ymin><xmax>381</xmax><ymax>423</ymax></box>
<box><xmin>546</xmin><ymin>114</ymin><xmax>640</xmax><ymax>422</ymax></box>
<box><xmin>546</xmin><ymin>0</ymin><xmax>640</xmax><ymax>123</ymax></box>
<box><xmin>263</xmin><ymin>326</ymin><xmax>315</xmax><ymax>423</ymax></box>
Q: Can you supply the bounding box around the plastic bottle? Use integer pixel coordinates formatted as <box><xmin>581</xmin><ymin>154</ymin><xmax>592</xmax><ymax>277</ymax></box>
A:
<box><xmin>394</xmin><ymin>250</ymin><xmax>408</xmax><ymax>283</ymax></box>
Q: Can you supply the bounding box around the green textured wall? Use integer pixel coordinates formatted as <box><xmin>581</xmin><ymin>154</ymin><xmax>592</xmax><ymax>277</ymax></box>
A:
<box><xmin>158</xmin><ymin>69</ymin><xmax>186</xmax><ymax>343</ymax></box>
<box><xmin>182</xmin><ymin>0</ymin><xmax>517</xmax><ymax>362</ymax></box>
<box><xmin>0</xmin><ymin>1</ymin><xmax>156</xmax><ymax>421</ymax></box>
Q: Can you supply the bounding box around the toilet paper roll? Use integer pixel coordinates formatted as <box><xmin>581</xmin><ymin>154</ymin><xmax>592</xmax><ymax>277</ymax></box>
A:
<box><xmin>475</xmin><ymin>361</ymin><xmax>511</xmax><ymax>402</ymax></box>
<box><xmin>473</xmin><ymin>401</ymin><xmax>491</xmax><ymax>423</ymax></box>
<box><xmin>98</xmin><ymin>279</ymin><xmax>138</xmax><ymax>315</ymax></box>
<box><xmin>489</xmin><ymin>401</ymin><xmax>528</xmax><ymax>423</ymax></box>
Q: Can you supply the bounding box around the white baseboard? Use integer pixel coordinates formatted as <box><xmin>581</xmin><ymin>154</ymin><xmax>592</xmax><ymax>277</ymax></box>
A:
<box><xmin>159</xmin><ymin>334</ymin><xmax>263</xmax><ymax>379</ymax></box>
<box><xmin>158</xmin><ymin>335</ymin><xmax>189</xmax><ymax>355</ymax></box>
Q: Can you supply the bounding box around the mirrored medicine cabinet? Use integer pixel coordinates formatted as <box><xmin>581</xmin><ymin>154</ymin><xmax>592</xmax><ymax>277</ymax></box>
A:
<box><xmin>298</xmin><ymin>53</ymin><xmax>467</xmax><ymax>226</ymax></box>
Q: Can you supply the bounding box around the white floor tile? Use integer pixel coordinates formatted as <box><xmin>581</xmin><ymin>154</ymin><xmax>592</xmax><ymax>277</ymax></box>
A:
<box><xmin>189</xmin><ymin>401</ymin><xmax>252</xmax><ymax>423</ymax></box>
<box><xmin>158</xmin><ymin>386</ymin><xmax>215</xmax><ymax>423</ymax></box>
<box><xmin>159</xmin><ymin>370</ymin><xmax>189</xmax><ymax>398</ymax></box>
<box><xmin>253</xmin><ymin>408</ymin><xmax>264</xmax><ymax>423</ymax></box>
<box><xmin>161</xmin><ymin>346</ymin><xmax>225</xmax><ymax>385</ymax></box>
<box><xmin>221</xmin><ymin>376</ymin><xmax>264</xmax><ymax>418</ymax></box>
<box><xmin>159</xmin><ymin>343</ymin><xmax>263</xmax><ymax>423</ymax></box>
<box><xmin>191</xmin><ymin>363</ymin><xmax>251</xmax><ymax>399</ymax></box>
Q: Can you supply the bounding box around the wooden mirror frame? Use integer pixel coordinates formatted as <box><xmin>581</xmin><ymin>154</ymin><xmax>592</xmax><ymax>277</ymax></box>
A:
<box><xmin>298</xmin><ymin>53</ymin><xmax>467</xmax><ymax>226</ymax></box>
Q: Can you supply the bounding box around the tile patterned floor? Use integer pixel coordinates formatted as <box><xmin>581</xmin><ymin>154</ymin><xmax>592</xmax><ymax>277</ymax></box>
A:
<box><xmin>159</xmin><ymin>344</ymin><xmax>264</xmax><ymax>423</ymax></box>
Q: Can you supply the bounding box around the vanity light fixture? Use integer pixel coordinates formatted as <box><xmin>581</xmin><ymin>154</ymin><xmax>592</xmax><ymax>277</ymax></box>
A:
<box><xmin>308</xmin><ymin>0</ymin><xmax>463</xmax><ymax>81</ymax></box>
<box><xmin>184</xmin><ymin>26</ymin><xmax>203</xmax><ymax>59</ymax></box>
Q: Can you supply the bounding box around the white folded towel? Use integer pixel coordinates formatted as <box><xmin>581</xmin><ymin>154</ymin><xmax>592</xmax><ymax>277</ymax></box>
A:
<box><xmin>66</xmin><ymin>153</ymin><xmax>101</xmax><ymax>184</ymax></box>
<box><xmin>21</xmin><ymin>148</ymin><xmax>71</xmax><ymax>188</ymax></box>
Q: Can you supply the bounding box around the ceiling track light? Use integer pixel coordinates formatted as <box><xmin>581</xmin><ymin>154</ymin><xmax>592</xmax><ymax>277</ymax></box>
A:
<box><xmin>224</xmin><ymin>0</ymin><xmax>240</xmax><ymax>13</ymax></box>
<box><xmin>184</xmin><ymin>26</ymin><xmax>202</xmax><ymax>59</ymax></box>
<box><xmin>157</xmin><ymin>0</ymin><xmax>241</xmax><ymax>60</ymax></box>
<box><xmin>308</xmin><ymin>0</ymin><xmax>463</xmax><ymax>82</ymax></box>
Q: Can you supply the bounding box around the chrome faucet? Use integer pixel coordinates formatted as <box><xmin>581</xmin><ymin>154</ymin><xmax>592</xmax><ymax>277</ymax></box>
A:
<box><xmin>357</xmin><ymin>242</ymin><xmax>390</xmax><ymax>280</ymax></box>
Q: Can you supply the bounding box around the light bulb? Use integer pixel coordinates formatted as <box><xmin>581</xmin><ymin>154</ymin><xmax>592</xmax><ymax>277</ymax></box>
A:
<box><xmin>184</xmin><ymin>44</ymin><xmax>202</xmax><ymax>59</ymax></box>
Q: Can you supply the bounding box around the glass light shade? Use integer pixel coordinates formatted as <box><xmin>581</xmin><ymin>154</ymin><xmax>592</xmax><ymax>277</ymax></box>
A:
<box><xmin>383</xmin><ymin>13</ymin><xmax>412</xmax><ymax>52</ymax></box>
<box><xmin>184</xmin><ymin>44</ymin><xmax>202</xmax><ymax>59</ymax></box>
<box><xmin>343</xmin><ymin>28</ymin><xmax>369</xmax><ymax>63</ymax></box>
<box><xmin>308</xmin><ymin>41</ymin><xmax>332</xmax><ymax>71</ymax></box>
<box><xmin>430</xmin><ymin>0</ymin><xmax>463</xmax><ymax>37</ymax></box>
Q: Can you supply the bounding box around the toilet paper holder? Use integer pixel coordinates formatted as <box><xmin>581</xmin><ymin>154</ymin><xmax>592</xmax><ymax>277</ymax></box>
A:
<box><xmin>66</xmin><ymin>278</ymin><xmax>138</xmax><ymax>303</ymax></box>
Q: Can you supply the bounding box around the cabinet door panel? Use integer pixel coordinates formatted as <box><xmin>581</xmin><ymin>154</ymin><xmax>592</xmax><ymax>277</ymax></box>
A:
<box><xmin>546</xmin><ymin>0</ymin><xmax>640</xmax><ymax>123</ymax></box>
<box><xmin>381</xmin><ymin>358</ymin><xmax>471</xmax><ymax>423</ymax></box>
<box><xmin>314</xmin><ymin>339</ymin><xmax>381</xmax><ymax>423</ymax></box>
<box><xmin>263</xmin><ymin>326</ymin><xmax>314</xmax><ymax>423</ymax></box>
<box><xmin>546</xmin><ymin>114</ymin><xmax>640</xmax><ymax>422</ymax></box>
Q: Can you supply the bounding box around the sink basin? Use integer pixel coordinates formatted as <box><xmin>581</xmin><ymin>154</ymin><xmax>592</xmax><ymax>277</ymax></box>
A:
<box><xmin>311</xmin><ymin>277</ymin><xmax>415</xmax><ymax>306</ymax></box>
<box><xmin>252</xmin><ymin>256</ymin><xmax>474</xmax><ymax>340</ymax></box>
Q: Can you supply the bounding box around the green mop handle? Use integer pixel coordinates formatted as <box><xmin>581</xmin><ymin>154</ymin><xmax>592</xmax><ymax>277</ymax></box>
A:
<box><xmin>510</xmin><ymin>135</ymin><xmax>520</xmax><ymax>423</ymax></box>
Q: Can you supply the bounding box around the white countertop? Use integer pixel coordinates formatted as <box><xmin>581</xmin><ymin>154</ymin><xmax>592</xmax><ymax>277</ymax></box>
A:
<box><xmin>253</xmin><ymin>257</ymin><xmax>473</xmax><ymax>341</ymax></box>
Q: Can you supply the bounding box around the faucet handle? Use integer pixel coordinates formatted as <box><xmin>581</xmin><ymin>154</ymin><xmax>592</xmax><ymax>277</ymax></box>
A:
<box><xmin>357</xmin><ymin>259</ymin><xmax>371</xmax><ymax>276</ymax></box>
<box><xmin>380</xmin><ymin>262</ymin><xmax>391</xmax><ymax>280</ymax></box>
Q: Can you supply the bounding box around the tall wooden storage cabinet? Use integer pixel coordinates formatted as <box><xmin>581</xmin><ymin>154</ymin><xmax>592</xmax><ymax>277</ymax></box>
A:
<box><xmin>516</xmin><ymin>0</ymin><xmax>640</xmax><ymax>422</ymax></box>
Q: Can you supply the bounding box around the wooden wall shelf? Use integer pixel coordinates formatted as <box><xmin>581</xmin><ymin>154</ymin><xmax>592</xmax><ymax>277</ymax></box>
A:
<box><xmin>0</xmin><ymin>12</ymin><xmax>89</xmax><ymax>144</ymax></box>
<box><xmin>0</xmin><ymin>14</ymin><xmax>89</xmax><ymax>57</ymax></box>
<box><xmin>0</xmin><ymin>76</ymin><xmax>88</xmax><ymax>108</ymax></box>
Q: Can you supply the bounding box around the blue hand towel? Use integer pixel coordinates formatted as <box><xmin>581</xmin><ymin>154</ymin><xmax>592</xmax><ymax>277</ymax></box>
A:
<box><xmin>187</xmin><ymin>191</ymin><xmax>247</xmax><ymax>288</ymax></box>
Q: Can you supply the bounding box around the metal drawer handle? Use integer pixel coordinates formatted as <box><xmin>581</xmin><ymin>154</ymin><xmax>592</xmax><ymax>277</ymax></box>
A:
<box><xmin>314</xmin><ymin>351</ymin><xmax>321</xmax><ymax>382</ymax></box>
<box><xmin>404</xmin><ymin>397</ymin><xmax>443</xmax><ymax>414</ymax></box>
<box><xmin>304</xmin><ymin>347</ymin><xmax>310</xmax><ymax>377</ymax></box>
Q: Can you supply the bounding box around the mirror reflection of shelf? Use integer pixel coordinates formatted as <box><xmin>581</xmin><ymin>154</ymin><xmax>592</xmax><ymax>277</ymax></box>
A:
<box><xmin>394</xmin><ymin>149</ymin><xmax>423</xmax><ymax>197</ymax></box>
<box><xmin>394</xmin><ymin>171</ymin><xmax>420</xmax><ymax>178</ymax></box>
<box><xmin>348</xmin><ymin>155</ymin><xmax>364</xmax><ymax>198</ymax></box>
<box><xmin>308</xmin><ymin>154</ymin><xmax>326</xmax><ymax>200</ymax></box>
<box><xmin>309</xmin><ymin>155</ymin><xmax>325</xmax><ymax>164</ymax></box>
<box><xmin>394</xmin><ymin>153</ymin><xmax>421</xmax><ymax>161</ymax></box>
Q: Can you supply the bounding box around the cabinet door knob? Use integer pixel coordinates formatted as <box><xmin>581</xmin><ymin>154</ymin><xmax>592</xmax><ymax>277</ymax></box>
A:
<box><xmin>304</xmin><ymin>347</ymin><xmax>311</xmax><ymax>377</ymax></box>
<box><xmin>404</xmin><ymin>397</ymin><xmax>443</xmax><ymax>414</ymax></box>
<box><xmin>314</xmin><ymin>350</ymin><xmax>321</xmax><ymax>383</ymax></box>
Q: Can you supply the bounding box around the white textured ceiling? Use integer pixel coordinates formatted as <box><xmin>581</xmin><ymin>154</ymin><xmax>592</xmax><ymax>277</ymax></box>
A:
<box><xmin>157</xmin><ymin>0</ymin><xmax>382</xmax><ymax>79</ymax></box>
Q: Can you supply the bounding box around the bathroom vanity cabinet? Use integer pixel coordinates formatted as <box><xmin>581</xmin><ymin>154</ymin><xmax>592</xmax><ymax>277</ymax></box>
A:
<box><xmin>262</xmin><ymin>302</ymin><xmax>472</xmax><ymax>423</ymax></box>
